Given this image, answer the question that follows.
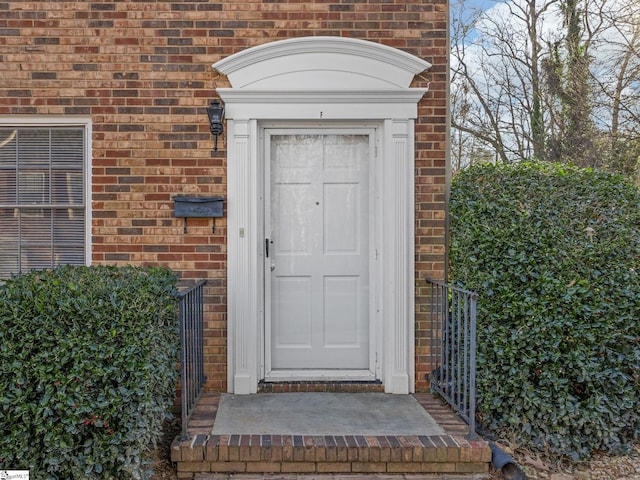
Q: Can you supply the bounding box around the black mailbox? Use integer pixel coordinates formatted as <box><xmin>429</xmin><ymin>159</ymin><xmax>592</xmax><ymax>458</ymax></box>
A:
<box><xmin>173</xmin><ymin>196</ymin><xmax>224</xmax><ymax>233</ymax></box>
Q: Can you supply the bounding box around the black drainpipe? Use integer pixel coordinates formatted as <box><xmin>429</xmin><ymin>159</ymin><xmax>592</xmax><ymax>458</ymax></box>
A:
<box><xmin>473</xmin><ymin>421</ymin><xmax>527</xmax><ymax>479</ymax></box>
<box><xmin>488</xmin><ymin>441</ymin><xmax>527</xmax><ymax>480</ymax></box>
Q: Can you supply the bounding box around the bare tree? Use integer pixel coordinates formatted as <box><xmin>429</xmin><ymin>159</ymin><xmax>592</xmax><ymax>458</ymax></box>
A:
<box><xmin>451</xmin><ymin>0</ymin><xmax>640</xmax><ymax>181</ymax></box>
<box><xmin>451</xmin><ymin>0</ymin><xmax>561</xmax><ymax>164</ymax></box>
<box><xmin>589</xmin><ymin>0</ymin><xmax>640</xmax><ymax>176</ymax></box>
<box><xmin>450</xmin><ymin>0</ymin><xmax>512</xmax><ymax>166</ymax></box>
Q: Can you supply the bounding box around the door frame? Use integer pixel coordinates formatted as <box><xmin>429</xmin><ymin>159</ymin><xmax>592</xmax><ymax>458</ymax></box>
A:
<box><xmin>261</xmin><ymin>125</ymin><xmax>380</xmax><ymax>382</ymax></box>
<box><xmin>214</xmin><ymin>36</ymin><xmax>431</xmax><ymax>394</ymax></box>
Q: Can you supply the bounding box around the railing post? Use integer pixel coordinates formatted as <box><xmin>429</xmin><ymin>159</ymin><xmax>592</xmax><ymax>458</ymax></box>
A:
<box><xmin>468</xmin><ymin>291</ymin><xmax>478</xmax><ymax>440</ymax></box>
<box><xmin>179</xmin><ymin>292</ymin><xmax>188</xmax><ymax>440</ymax></box>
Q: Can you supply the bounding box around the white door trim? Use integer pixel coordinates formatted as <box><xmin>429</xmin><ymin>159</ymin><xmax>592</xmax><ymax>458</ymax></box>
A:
<box><xmin>215</xmin><ymin>37</ymin><xmax>430</xmax><ymax>394</ymax></box>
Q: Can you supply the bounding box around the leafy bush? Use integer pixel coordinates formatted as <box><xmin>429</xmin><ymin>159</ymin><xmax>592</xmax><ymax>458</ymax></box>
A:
<box><xmin>0</xmin><ymin>265</ymin><xmax>180</xmax><ymax>479</ymax></box>
<box><xmin>449</xmin><ymin>162</ymin><xmax>640</xmax><ymax>459</ymax></box>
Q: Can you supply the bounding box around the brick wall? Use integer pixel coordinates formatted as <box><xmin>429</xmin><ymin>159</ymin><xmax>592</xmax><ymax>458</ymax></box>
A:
<box><xmin>0</xmin><ymin>0</ymin><xmax>448</xmax><ymax>393</ymax></box>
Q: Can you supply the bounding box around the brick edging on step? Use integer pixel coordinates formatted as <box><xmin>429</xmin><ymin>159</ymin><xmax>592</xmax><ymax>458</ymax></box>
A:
<box><xmin>171</xmin><ymin>430</ymin><xmax>491</xmax><ymax>471</ymax></box>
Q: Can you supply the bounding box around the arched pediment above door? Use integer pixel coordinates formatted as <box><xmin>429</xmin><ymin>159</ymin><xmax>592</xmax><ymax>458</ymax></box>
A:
<box><xmin>213</xmin><ymin>36</ymin><xmax>432</xmax><ymax>90</ymax></box>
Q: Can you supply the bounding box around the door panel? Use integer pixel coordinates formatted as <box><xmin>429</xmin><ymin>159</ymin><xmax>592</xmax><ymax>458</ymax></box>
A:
<box><xmin>273</xmin><ymin>183</ymin><xmax>312</xmax><ymax>255</ymax></box>
<box><xmin>323</xmin><ymin>275</ymin><xmax>360</xmax><ymax>346</ymax></box>
<box><xmin>272</xmin><ymin>276</ymin><xmax>312</xmax><ymax>346</ymax></box>
<box><xmin>324</xmin><ymin>183</ymin><xmax>360</xmax><ymax>254</ymax></box>
<box><xmin>268</xmin><ymin>133</ymin><xmax>370</xmax><ymax>371</ymax></box>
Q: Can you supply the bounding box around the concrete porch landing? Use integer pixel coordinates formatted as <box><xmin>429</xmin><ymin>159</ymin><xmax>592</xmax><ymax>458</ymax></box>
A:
<box><xmin>171</xmin><ymin>392</ymin><xmax>491</xmax><ymax>479</ymax></box>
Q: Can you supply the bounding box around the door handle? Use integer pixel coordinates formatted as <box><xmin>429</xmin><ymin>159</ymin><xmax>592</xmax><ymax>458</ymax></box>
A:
<box><xmin>266</xmin><ymin>239</ymin><xmax>275</xmax><ymax>270</ymax></box>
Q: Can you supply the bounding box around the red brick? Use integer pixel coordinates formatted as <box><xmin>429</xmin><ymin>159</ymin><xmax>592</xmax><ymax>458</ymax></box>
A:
<box><xmin>245</xmin><ymin>462</ymin><xmax>282</xmax><ymax>473</ymax></box>
<box><xmin>208</xmin><ymin>462</ymin><xmax>247</xmax><ymax>473</ymax></box>
<box><xmin>279</xmin><ymin>462</ymin><xmax>316</xmax><ymax>473</ymax></box>
<box><xmin>316</xmin><ymin>462</ymin><xmax>352</xmax><ymax>473</ymax></box>
<box><xmin>387</xmin><ymin>462</ymin><xmax>423</xmax><ymax>473</ymax></box>
<box><xmin>351</xmin><ymin>462</ymin><xmax>387</xmax><ymax>473</ymax></box>
<box><xmin>1</xmin><ymin>0</ymin><xmax>448</xmax><ymax>394</ymax></box>
<box><xmin>177</xmin><ymin>461</ymin><xmax>211</xmax><ymax>472</ymax></box>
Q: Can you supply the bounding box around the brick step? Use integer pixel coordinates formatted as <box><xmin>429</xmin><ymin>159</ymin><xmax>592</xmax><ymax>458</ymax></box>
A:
<box><xmin>171</xmin><ymin>432</ymin><xmax>491</xmax><ymax>477</ymax></box>
<box><xmin>171</xmin><ymin>393</ymin><xmax>492</xmax><ymax>479</ymax></box>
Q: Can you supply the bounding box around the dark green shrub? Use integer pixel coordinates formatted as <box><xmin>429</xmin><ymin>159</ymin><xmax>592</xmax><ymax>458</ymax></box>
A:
<box><xmin>450</xmin><ymin>162</ymin><xmax>640</xmax><ymax>459</ymax></box>
<box><xmin>0</xmin><ymin>265</ymin><xmax>180</xmax><ymax>479</ymax></box>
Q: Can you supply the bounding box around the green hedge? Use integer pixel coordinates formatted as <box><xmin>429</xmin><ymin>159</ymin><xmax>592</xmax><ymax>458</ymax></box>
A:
<box><xmin>449</xmin><ymin>162</ymin><xmax>640</xmax><ymax>459</ymax></box>
<box><xmin>0</xmin><ymin>265</ymin><xmax>180</xmax><ymax>479</ymax></box>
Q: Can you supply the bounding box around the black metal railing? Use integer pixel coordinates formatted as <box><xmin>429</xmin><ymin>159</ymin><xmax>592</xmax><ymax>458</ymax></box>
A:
<box><xmin>427</xmin><ymin>278</ymin><xmax>478</xmax><ymax>439</ymax></box>
<box><xmin>178</xmin><ymin>279</ymin><xmax>207</xmax><ymax>440</ymax></box>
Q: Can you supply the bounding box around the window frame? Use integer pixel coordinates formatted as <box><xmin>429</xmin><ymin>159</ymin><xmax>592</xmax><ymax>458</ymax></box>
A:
<box><xmin>0</xmin><ymin>116</ymin><xmax>92</xmax><ymax>277</ymax></box>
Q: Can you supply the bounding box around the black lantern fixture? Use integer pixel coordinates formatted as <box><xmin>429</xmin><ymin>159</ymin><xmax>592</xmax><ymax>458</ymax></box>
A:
<box><xmin>206</xmin><ymin>100</ymin><xmax>225</xmax><ymax>151</ymax></box>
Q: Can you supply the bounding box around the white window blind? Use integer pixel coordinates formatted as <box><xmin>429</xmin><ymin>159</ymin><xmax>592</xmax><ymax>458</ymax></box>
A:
<box><xmin>0</xmin><ymin>126</ymin><xmax>87</xmax><ymax>279</ymax></box>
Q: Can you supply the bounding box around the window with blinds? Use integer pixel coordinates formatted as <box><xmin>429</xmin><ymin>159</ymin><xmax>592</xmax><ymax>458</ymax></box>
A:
<box><xmin>0</xmin><ymin>126</ymin><xmax>87</xmax><ymax>279</ymax></box>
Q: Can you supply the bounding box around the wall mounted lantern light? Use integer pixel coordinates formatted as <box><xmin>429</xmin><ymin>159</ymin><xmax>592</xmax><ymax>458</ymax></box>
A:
<box><xmin>206</xmin><ymin>100</ymin><xmax>225</xmax><ymax>151</ymax></box>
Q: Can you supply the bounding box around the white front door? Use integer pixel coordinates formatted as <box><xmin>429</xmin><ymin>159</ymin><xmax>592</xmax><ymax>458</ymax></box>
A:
<box><xmin>265</xmin><ymin>131</ymin><xmax>373</xmax><ymax>376</ymax></box>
